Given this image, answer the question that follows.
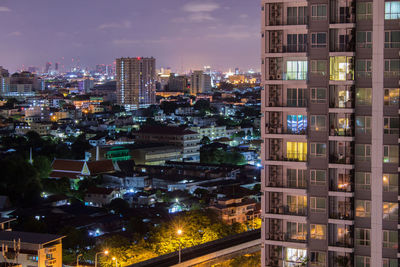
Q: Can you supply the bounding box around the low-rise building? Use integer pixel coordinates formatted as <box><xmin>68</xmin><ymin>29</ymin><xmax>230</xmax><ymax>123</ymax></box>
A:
<box><xmin>209</xmin><ymin>197</ymin><xmax>257</xmax><ymax>224</ymax></box>
<box><xmin>0</xmin><ymin>231</ymin><xmax>64</xmax><ymax>267</ymax></box>
<box><xmin>84</xmin><ymin>187</ymin><xmax>121</xmax><ymax>207</ymax></box>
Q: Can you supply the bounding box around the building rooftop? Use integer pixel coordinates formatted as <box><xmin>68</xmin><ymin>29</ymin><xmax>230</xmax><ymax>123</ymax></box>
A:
<box><xmin>52</xmin><ymin>159</ymin><xmax>85</xmax><ymax>172</ymax></box>
<box><xmin>0</xmin><ymin>231</ymin><xmax>64</xmax><ymax>245</ymax></box>
<box><xmin>137</xmin><ymin>125</ymin><xmax>198</xmax><ymax>135</ymax></box>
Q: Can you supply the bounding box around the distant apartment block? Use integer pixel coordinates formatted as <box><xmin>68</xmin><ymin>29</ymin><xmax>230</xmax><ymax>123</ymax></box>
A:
<box><xmin>116</xmin><ymin>57</ymin><xmax>156</xmax><ymax>110</ymax></box>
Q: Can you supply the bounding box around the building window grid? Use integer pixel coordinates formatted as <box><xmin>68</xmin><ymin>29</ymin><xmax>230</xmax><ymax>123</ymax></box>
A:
<box><xmin>383</xmin><ymin>230</ymin><xmax>398</xmax><ymax>248</ymax></box>
<box><xmin>355</xmin><ymin>228</ymin><xmax>370</xmax><ymax>246</ymax></box>
<box><xmin>310</xmin><ymin>197</ymin><xmax>326</xmax><ymax>213</ymax></box>
<box><xmin>355</xmin><ymin>172</ymin><xmax>371</xmax><ymax>190</ymax></box>
<box><xmin>310</xmin><ymin>170</ymin><xmax>326</xmax><ymax>185</ymax></box>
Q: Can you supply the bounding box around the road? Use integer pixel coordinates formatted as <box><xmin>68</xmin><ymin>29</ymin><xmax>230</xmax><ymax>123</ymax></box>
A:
<box><xmin>130</xmin><ymin>229</ymin><xmax>261</xmax><ymax>267</ymax></box>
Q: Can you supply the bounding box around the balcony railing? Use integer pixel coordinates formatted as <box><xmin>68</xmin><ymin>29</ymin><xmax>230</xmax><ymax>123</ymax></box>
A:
<box><xmin>329</xmin><ymin>237</ymin><xmax>354</xmax><ymax>248</ymax></box>
<box><xmin>266</xmin><ymin>127</ymin><xmax>307</xmax><ymax>135</ymax></box>
<box><xmin>329</xmin><ymin>155</ymin><xmax>354</xmax><ymax>164</ymax></box>
<box><xmin>329</xmin><ymin>100</ymin><xmax>354</xmax><ymax>109</ymax></box>
<box><xmin>269</xmin><ymin>153</ymin><xmax>308</xmax><ymax>162</ymax></box>
<box><xmin>269</xmin><ymin>205</ymin><xmax>308</xmax><ymax>216</ymax></box>
<box><xmin>329</xmin><ymin>211</ymin><xmax>354</xmax><ymax>220</ymax></box>
<box><xmin>266</xmin><ymin>232</ymin><xmax>308</xmax><ymax>243</ymax></box>
<box><xmin>267</xmin><ymin>180</ymin><xmax>307</xmax><ymax>189</ymax></box>
<box><xmin>330</xmin><ymin>181</ymin><xmax>353</xmax><ymax>192</ymax></box>
<box><xmin>330</xmin><ymin>43</ymin><xmax>355</xmax><ymax>52</ymax></box>
<box><xmin>329</xmin><ymin>128</ymin><xmax>354</xmax><ymax>137</ymax></box>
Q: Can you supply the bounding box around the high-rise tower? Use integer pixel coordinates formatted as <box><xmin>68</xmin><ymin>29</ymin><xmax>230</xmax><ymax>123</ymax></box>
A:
<box><xmin>261</xmin><ymin>1</ymin><xmax>400</xmax><ymax>266</ymax></box>
<box><xmin>116</xmin><ymin>57</ymin><xmax>156</xmax><ymax>110</ymax></box>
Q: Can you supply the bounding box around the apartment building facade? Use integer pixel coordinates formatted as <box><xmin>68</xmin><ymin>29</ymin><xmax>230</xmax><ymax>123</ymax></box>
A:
<box><xmin>116</xmin><ymin>57</ymin><xmax>156</xmax><ymax>111</ymax></box>
<box><xmin>261</xmin><ymin>1</ymin><xmax>400</xmax><ymax>266</ymax></box>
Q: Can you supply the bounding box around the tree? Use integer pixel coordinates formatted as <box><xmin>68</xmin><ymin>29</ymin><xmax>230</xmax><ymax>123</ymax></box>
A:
<box><xmin>160</xmin><ymin>101</ymin><xmax>178</xmax><ymax>115</ymax></box>
<box><xmin>108</xmin><ymin>198</ymin><xmax>130</xmax><ymax>215</ymax></box>
<box><xmin>33</xmin><ymin>156</ymin><xmax>52</xmax><ymax>179</ymax></box>
<box><xmin>194</xmin><ymin>99</ymin><xmax>210</xmax><ymax>111</ymax></box>
<box><xmin>200</xmin><ymin>136</ymin><xmax>211</xmax><ymax>145</ymax></box>
<box><xmin>71</xmin><ymin>134</ymin><xmax>91</xmax><ymax>159</ymax></box>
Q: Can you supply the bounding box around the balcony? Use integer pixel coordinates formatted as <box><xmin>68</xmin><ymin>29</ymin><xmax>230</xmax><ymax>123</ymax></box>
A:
<box><xmin>329</xmin><ymin>197</ymin><xmax>354</xmax><ymax>220</ymax></box>
<box><xmin>329</xmin><ymin>29</ymin><xmax>355</xmax><ymax>52</ymax></box>
<box><xmin>266</xmin><ymin>232</ymin><xmax>308</xmax><ymax>244</ymax></box>
<box><xmin>329</xmin><ymin>0</ymin><xmax>356</xmax><ymax>24</ymax></box>
<box><xmin>266</xmin><ymin>127</ymin><xmax>307</xmax><ymax>136</ymax></box>
<box><xmin>269</xmin><ymin>153</ymin><xmax>308</xmax><ymax>163</ymax></box>
<box><xmin>269</xmin><ymin>205</ymin><xmax>308</xmax><ymax>217</ymax></box>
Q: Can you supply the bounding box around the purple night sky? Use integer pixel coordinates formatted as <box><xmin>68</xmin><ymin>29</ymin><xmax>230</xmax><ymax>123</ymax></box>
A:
<box><xmin>0</xmin><ymin>0</ymin><xmax>260</xmax><ymax>73</ymax></box>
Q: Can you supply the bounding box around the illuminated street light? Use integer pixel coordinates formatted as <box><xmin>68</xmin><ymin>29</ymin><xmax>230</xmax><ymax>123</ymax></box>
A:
<box><xmin>95</xmin><ymin>250</ymin><xmax>109</xmax><ymax>267</ymax></box>
<box><xmin>177</xmin><ymin>229</ymin><xmax>183</xmax><ymax>263</ymax></box>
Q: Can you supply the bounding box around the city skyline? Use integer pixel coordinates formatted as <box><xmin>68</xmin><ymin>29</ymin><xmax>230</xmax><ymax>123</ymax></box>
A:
<box><xmin>0</xmin><ymin>0</ymin><xmax>260</xmax><ymax>73</ymax></box>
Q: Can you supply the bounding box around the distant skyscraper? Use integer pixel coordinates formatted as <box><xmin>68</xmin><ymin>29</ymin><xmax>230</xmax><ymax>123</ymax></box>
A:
<box><xmin>45</xmin><ymin>62</ymin><xmax>52</xmax><ymax>73</ymax></box>
<box><xmin>116</xmin><ymin>57</ymin><xmax>156</xmax><ymax>110</ymax></box>
<box><xmin>261</xmin><ymin>1</ymin><xmax>400</xmax><ymax>267</ymax></box>
<box><xmin>0</xmin><ymin>67</ymin><xmax>9</xmax><ymax>96</ymax></box>
<box><xmin>190</xmin><ymin>70</ymin><xmax>212</xmax><ymax>95</ymax></box>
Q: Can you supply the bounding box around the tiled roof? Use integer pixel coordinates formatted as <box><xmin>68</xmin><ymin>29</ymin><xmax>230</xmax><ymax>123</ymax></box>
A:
<box><xmin>49</xmin><ymin>171</ymin><xmax>79</xmax><ymax>180</ymax></box>
<box><xmin>87</xmin><ymin>160</ymin><xmax>115</xmax><ymax>175</ymax></box>
<box><xmin>52</xmin><ymin>159</ymin><xmax>85</xmax><ymax>172</ymax></box>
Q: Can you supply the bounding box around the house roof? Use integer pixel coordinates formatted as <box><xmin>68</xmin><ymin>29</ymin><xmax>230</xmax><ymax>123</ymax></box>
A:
<box><xmin>0</xmin><ymin>231</ymin><xmax>64</xmax><ymax>245</ymax></box>
<box><xmin>136</xmin><ymin>125</ymin><xmax>198</xmax><ymax>136</ymax></box>
<box><xmin>52</xmin><ymin>159</ymin><xmax>85</xmax><ymax>172</ymax></box>
<box><xmin>86</xmin><ymin>187</ymin><xmax>115</xmax><ymax>195</ymax></box>
<box><xmin>49</xmin><ymin>171</ymin><xmax>79</xmax><ymax>180</ymax></box>
<box><xmin>87</xmin><ymin>160</ymin><xmax>115</xmax><ymax>175</ymax></box>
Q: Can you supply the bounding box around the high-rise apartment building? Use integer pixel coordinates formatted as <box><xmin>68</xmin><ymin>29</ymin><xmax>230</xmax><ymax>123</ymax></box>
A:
<box><xmin>116</xmin><ymin>57</ymin><xmax>156</xmax><ymax>110</ymax></box>
<box><xmin>261</xmin><ymin>1</ymin><xmax>400</xmax><ymax>266</ymax></box>
<box><xmin>190</xmin><ymin>70</ymin><xmax>212</xmax><ymax>95</ymax></box>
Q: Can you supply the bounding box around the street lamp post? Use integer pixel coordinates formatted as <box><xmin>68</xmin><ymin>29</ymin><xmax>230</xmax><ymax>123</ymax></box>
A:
<box><xmin>95</xmin><ymin>250</ymin><xmax>109</xmax><ymax>267</ymax></box>
<box><xmin>112</xmin><ymin>256</ymin><xmax>118</xmax><ymax>267</ymax></box>
<box><xmin>177</xmin><ymin>229</ymin><xmax>183</xmax><ymax>264</ymax></box>
<box><xmin>76</xmin><ymin>254</ymin><xmax>82</xmax><ymax>267</ymax></box>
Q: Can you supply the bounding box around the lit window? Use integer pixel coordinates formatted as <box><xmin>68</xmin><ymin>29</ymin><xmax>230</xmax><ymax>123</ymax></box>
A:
<box><xmin>356</xmin><ymin>88</ymin><xmax>372</xmax><ymax>106</ymax></box>
<box><xmin>287</xmin><ymin>195</ymin><xmax>307</xmax><ymax>215</ymax></box>
<box><xmin>330</xmin><ymin>56</ymin><xmax>354</xmax><ymax>81</ymax></box>
<box><xmin>310</xmin><ymin>224</ymin><xmax>326</xmax><ymax>240</ymax></box>
<box><xmin>355</xmin><ymin>200</ymin><xmax>371</xmax><ymax>217</ymax></box>
<box><xmin>311</xmin><ymin>5</ymin><xmax>327</xmax><ymax>20</ymax></box>
<box><xmin>310</xmin><ymin>115</ymin><xmax>326</xmax><ymax>131</ymax></box>
<box><xmin>310</xmin><ymin>170</ymin><xmax>326</xmax><ymax>185</ymax></box>
<box><xmin>355</xmin><ymin>172</ymin><xmax>371</xmax><ymax>190</ymax></box>
<box><xmin>383</xmin><ymin>230</ymin><xmax>398</xmax><ymax>249</ymax></box>
<box><xmin>310</xmin><ymin>143</ymin><xmax>326</xmax><ymax>158</ymax></box>
<box><xmin>285</xmin><ymin>248</ymin><xmax>307</xmax><ymax>264</ymax></box>
<box><xmin>287</xmin><ymin>115</ymin><xmax>307</xmax><ymax>134</ymax></box>
<box><xmin>355</xmin><ymin>228</ymin><xmax>370</xmax><ymax>246</ymax></box>
<box><xmin>285</xmin><ymin>61</ymin><xmax>308</xmax><ymax>80</ymax></box>
<box><xmin>310</xmin><ymin>197</ymin><xmax>326</xmax><ymax>213</ymax></box>
<box><xmin>383</xmin><ymin>174</ymin><xmax>398</xmax><ymax>193</ymax></box>
<box><xmin>357</xmin><ymin>31</ymin><xmax>372</xmax><ymax>48</ymax></box>
<box><xmin>310</xmin><ymin>88</ymin><xmax>326</xmax><ymax>103</ymax></box>
<box><xmin>383</xmin><ymin>145</ymin><xmax>398</xmax><ymax>163</ymax></box>
<box><xmin>383</xmin><ymin>202</ymin><xmax>398</xmax><ymax>221</ymax></box>
<box><xmin>385</xmin><ymin>1</ymin><xmax>400</xmax><ymax>20</ymax></box>
<box><xmin>384</xmin><ymin>88</ymin><xmax>400</xmax><ymax>106</ymax></box>
<box><xmin>286</xmin><ymin>142</ymin><xmax>307</xmax><ymax>161</ymax></box>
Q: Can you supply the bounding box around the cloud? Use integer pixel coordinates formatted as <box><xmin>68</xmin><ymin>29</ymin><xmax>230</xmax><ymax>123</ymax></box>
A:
<box><xmin>98</xmin><ymin>20</ymin><xmax>131</xmax><ymax>30</ymax></box>
<box><xmin>189</xmin><ymin>13</ymin><xmax>215</xmax><ymax>22</ymax></box>
<box><xmin>8</xmin><ymin>31</ymin><xmax>21</xmax><ymax>36</ymax></box>
<box><xmin>0</xmin><ymin>6</ymin><xmax>11</xmax><ymax>12</ymax></box>
<box><xmin>183</xmin><ymin>2</ymin><xmax>219</xmax><ymax>13</ymax></box>
<box><xmin>239</xmin><ymin>14</ymin><xmax>249</xmax><ymax>19</ymax></box>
